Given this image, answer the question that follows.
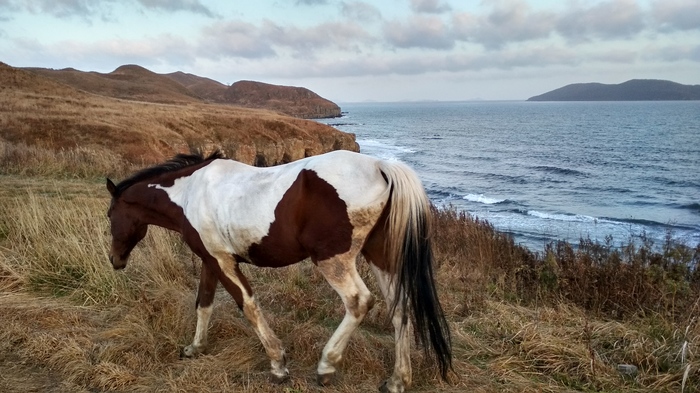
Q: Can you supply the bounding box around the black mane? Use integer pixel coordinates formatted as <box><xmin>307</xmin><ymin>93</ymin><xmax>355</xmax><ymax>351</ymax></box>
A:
<box><xmin>113</xmin><ymin>150</ymin><xmax>224</xmax><ymax>197</ymax></box>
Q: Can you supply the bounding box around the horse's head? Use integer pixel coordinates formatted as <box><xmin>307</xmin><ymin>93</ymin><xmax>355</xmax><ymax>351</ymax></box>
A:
<box><xmin>106</xmin><ymin>178</ymin><xmax>148</xmax><ymax>270</ymax></box>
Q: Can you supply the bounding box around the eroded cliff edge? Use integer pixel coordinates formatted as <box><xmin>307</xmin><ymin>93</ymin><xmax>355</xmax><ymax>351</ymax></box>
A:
<box><xmin>1</xmin><ymin>62</ymin><xmax>357</xmax><ymax>166</ymax></box>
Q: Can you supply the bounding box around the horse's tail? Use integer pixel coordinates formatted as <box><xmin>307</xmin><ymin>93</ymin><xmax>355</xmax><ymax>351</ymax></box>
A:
<box><xmin>377</xmin><ymin>160</ymin><xmax>452</xmax><ymax>380</ymax></box>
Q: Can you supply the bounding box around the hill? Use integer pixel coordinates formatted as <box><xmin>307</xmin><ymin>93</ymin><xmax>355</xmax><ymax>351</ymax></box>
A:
<box><xmin>26</xmin><ymin>64</ymin><xmax>202</xmax><ymax>104</ymax></box>
<box><xmin>164</xmin><ymin>71</ymin><xmax>228</xmax><ymax>103</ymax></box>
<box><xmin>23</xmin><ymin>65</ymin><xmax>341</xmax><ymax>118</ymax></box>
<box><xmin>528</xmin><ymin>79</ymin><xmax>700</xmax><ymax>101</ymax></box>
<box><xmin>1</xmin><ymin>62</ymin><xmax>357</xmax><ymax>166</ymax></box>
<box><xmin>224</xmin><ymin>80</ymin><xmax>341</xmax><ymax>119</ymax></box>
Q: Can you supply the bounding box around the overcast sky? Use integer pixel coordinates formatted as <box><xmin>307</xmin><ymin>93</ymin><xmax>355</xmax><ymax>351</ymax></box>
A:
<box><xmin>1</xmin><ymin>0</ymin><xmax>698</xmax><ymax>101</ymax></box>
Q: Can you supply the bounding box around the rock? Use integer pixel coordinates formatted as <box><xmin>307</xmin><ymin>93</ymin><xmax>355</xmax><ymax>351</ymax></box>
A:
<box><xmin>617</xmin><ymin>364</ymin><xmax>638</xmax><ymax>376</ymax></box>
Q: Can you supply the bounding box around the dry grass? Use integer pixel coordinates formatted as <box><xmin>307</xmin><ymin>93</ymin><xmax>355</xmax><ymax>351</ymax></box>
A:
<box><xmin>1</xmin><ymin>63</ymin><xmax>357</xmax><ymax>168</ymax></box>
<box><xmin>1</xmin><ymin>148</ymin><xmax>699</xmax><ymax>392</ymax></box>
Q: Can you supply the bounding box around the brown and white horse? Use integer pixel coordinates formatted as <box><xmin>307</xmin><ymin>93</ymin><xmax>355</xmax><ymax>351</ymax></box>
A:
<box><xmin>106</xmin><ymin>150</ymin><xmax>451</xmax><ymax>392</ymax></box>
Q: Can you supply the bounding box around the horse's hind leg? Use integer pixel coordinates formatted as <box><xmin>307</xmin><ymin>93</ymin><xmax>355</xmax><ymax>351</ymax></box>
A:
<box><xmin>369</xmin><ymin>264</ymin><xmax>412</xmax><ymax>393</ymax></box>
<box><xmin>315</xmin><ymin>251</ymin><xmax>375</xmax><ymax>385</ymax></box>
<box><xmin>183</xmin><ymin>260</ymin><xmax>218</xmax><ymax>357</ymax></box>
<box><xmin>363</xmin><ymin>229</ymin><xmax>412</xmax><ymax>393</ymax></box>
<box><xmin>214</xmin><ymin>254</ymin><xmax>289</xmax><ymax>383</ymax></box>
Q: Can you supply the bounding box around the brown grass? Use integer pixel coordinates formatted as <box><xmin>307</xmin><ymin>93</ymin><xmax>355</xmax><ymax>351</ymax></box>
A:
<box><xmin>1</xmin><ymin>63</ymin><xmax>357</xmax><ymax>168</ymax></box>
<box><xmin>1</xmin><ymin>146</ymin><xmax>699</xmax><ymax>392</ymax></box>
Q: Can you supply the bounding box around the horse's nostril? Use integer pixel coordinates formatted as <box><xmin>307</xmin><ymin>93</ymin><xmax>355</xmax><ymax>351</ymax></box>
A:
<box><xmin>109</xmin><ymin>255</ymin><xmax>114</xmax><ymax>264</ymax></box>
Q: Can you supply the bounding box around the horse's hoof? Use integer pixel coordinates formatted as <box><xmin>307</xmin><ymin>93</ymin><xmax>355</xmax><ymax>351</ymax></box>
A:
<box><xmin>180</xmin><ymin>345</ymin><xmax>201</xmax><ymax>358</ymax></box>
<box><xmin>317</xmin><ymin>372</ymin><xmax>336</xmax><ymax>386</ymax></box>
<box><xmin>270</xmin><ymin>371</ymin><xmax>290</xmax><ymax>384</ymax></box>
<box><xmin>379</xmin><ymin>380</ymin><xmax>405</xmax><ymax>393</ymax></box>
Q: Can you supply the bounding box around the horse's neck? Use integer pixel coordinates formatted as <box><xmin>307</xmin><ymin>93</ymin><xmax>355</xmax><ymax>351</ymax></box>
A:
<box><xmin>127</xmin><ymin>181</ymin><xmax>186</xmax><ymax>232</ymax></box>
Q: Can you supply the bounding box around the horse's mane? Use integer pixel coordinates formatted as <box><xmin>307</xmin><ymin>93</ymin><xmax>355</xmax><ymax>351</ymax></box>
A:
<box><xmin>113</xmin><ymin>150</ymin><xmax>224</xmax><ymax>197</ymax></box>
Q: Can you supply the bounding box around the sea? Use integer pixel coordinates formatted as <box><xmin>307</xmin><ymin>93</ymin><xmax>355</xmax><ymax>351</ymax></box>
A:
<box><xmin>316</xmin><ymin>101</ymin><xmax>700</xmax><ymax>252</ymax></box>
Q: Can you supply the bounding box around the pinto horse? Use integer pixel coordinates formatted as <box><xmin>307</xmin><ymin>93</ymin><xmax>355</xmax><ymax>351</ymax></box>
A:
<box><xmin>105</xmin><ymin>150</ymin><xmax>451</xmax><ymax>392</ymax></box>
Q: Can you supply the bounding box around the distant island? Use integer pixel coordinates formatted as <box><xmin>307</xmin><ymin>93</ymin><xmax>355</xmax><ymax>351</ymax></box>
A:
<box><xmin>528</xmin><ymin>79</ymin><xmax>700</xmax><ymax>101</ymax></box>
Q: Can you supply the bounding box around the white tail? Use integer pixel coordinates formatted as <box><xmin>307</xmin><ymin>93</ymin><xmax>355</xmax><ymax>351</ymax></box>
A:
<box><xmin>377</xmin><ymin>159</ymin><xmax>452</xmax><ymax>379</ymax></box>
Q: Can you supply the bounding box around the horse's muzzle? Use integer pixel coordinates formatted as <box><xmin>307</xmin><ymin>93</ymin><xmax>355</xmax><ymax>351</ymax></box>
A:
<box><xmin>109</xmin><ymin>254</ymin><xmax>126</xmax><ymax>270</ymax></box>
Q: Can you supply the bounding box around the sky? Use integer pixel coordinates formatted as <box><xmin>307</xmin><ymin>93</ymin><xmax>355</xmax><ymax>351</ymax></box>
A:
<box><xmin>1</xmin><ymin>0</ymin><xmax>699</xmax><ymax>102</ymax></box>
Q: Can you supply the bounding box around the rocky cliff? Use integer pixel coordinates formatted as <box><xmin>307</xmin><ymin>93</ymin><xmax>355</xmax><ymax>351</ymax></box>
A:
<box><xmin>1</xmin><ymin>62</ymin><xmax>357</xmax><ymax>166</ymax></box>
<box><xmin>224</xmin><ymin>80</ymin><xmax>341</xmax><ymax>119</ymax></box>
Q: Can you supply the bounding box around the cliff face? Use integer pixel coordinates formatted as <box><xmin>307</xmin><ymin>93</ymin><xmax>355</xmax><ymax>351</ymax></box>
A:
<box><xmin>1</xmin><ymin>62</ymin><xmax>357</xmax><ymax>166</ymax></box>
<box><xmin>224</xmin><ymin>80</ymin><xmax>341</xmax><ymax>119</ymax></box>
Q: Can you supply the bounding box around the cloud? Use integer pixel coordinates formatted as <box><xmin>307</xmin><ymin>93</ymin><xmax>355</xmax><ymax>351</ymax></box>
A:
<box><xmin>340</xmin><ymin>1</ymin><xmax>381</xmax><ymax>22</ymax></box>
<box><xmin>384</xmin><ymin>15</ymin><xmax>454</xmax><ymax>49</ymax></box>
<box><xmin>5</xmin><ymin>0</ymin><xmax>103</xmax><ymax>18</ymax></box>
<box><xmin>261</xmin><ymin>20</ymin><xmax>374</xmax><ymax>55</ymax></box>
<box><xmin>7</xmin><ymin>34</ymin><xmax>197</xmax><ymax>70</ymax></box>
<box><xmin>452</xmin><ymin>1</ymin><xmax>555</xmax><ymax>49</ymax></box>
<box><xmin>136</xmin><ymin>0</ymin><xmax>217</xmax><ymax>17</ymax></box>
<box><xmin>651</xmin><ymin>0</ymin><xmax>700</xmax><ymax>31</ymax></box>
<box><xmin>411</xmin><ymin>0</ymin><xmax>451</xmax><ymax>14</ymax></box>
<box><xmin>199</xmin><ymin>21</ymin><xmax>277</xmax><ymax>59</ymax></box>
<box><xmin>646</xmin><ymin>43</ymin><xmax>700</xmax><ymax>63</ymax></box>
<box><xmin>295</xmin><ymin>0</ymin><xmax>328</xmax><ymax>5</ymax></box>
<box><xmin>197</xmin><ymin>18</ymin><xmax>374</xmax><ymax>61</ymax></box>
<box><xmin>0</xmin><ymin>0</ymin><xmax>216</xmax><ymax>19</ymax></box>
<box><xmin>556</xmin><ymin>0</ymin><xmax>645</xmax><ymax>41</ymax></box>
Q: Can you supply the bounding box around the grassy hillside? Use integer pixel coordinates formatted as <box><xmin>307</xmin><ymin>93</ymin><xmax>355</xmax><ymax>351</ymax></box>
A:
<box><xmin>1</xmin><ymin>62</ymin><xmax>357</xmax><ymax>167</ymax></box>
<box><xmin>0</xmin><ymin>144</ymin><xmax>698</xmax><ymax>392</ymax></box>
<box><xmin>26</xmin><ymin>64</ymin><xmax>203</xmax><ymax>104</ymax></box>
<box><xmin>21</xmin><ymin>63</ymin><xmax>341</xmax><ymax>118</ymax></box>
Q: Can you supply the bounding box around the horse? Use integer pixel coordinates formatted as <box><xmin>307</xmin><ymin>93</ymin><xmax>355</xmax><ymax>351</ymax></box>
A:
<box><xmin>105</xmin><ymin>149</ymin><xmax>451</xmax><ymax>393</ymax></box>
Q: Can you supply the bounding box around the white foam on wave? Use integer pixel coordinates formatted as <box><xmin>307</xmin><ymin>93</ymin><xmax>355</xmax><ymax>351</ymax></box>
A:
<box><xmin>357</xmin><ymin>138</ymin><xmax>416</xmax><ymax>160</ymax></box>
<box><xmin>463</xmin><ymin>193</ymin><xmax>506</xmax><ymax>205</ymax></box>
<box><xmin>527</xmin><ymin>210</ymin><xmax>599</xmax><ymax>223</ymax></box>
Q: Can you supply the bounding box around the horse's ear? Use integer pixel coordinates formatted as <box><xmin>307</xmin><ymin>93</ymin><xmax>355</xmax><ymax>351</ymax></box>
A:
<box><xmin>106</xmin><ymin>178</ymin><xmax>117</xmax><ymax>196</ymax></box>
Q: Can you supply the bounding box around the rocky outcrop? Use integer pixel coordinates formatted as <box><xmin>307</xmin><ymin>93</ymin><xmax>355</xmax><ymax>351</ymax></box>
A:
<box><xmin>1</xmin><ymin>62</ymin><xmax>358</xmax><ymax>167</ymax></box>
<box><xmin>224</xmin><ymin>80</ymin><xmax>341</xmax><ymax>119</ymax></box>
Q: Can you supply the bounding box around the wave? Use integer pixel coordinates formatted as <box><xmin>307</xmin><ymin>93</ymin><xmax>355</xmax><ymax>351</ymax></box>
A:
<box><xmin>463</xmin><ymin>193</ymin><xmax>508</xmax><ymax>205</ymax></box>
<box><xmin>532</xmin><ymin>165</ymin><xmax>587</xmax><ymax>177</ymax></box>
<box><xmin>326</xmin><ymin>122</ymin><xmax>360</xmax><ymax>127</ymax></box>
<box><xmin>356</xmin><ymin>138</ymin><xmax>417</xmax><ymax>160</ymax></box>
<box><xmin>527</xmin><ymin>210</ymin><xmax>605</xmax><ymax>224</ymax></box>
<box><xmin>680</xmin><ymin>202</ymin><xmax>700</xmax><ymax>213</ymax></box>
<box><xmin>646</xmin><ymin>176</ymin><xmax>700</xmax><ymax>189</ymax></box>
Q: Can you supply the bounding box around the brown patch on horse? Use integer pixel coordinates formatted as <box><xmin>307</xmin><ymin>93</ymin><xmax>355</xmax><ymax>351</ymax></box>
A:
<box><xmin>360</xmin><ymin>197</ymin><xmax>392</xmax><ymax>272</ymax></box>
<box><xmin>248</xmin><ymin>169</ymin><xmax>353</xmax><ymax>267</ymax></box>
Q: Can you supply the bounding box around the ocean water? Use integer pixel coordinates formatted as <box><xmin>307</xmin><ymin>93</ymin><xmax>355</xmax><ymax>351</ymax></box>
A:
<box><xmin>317</xmin><ymin>101</ymin><xmax>700</xmax><ymax>252</ymax></box>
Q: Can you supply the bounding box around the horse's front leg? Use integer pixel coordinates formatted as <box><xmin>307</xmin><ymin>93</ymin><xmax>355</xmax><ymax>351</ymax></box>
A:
<box><xmin>182</xmin><ymin>260</ymin><xmax>218</xmax><ymax>357</ymax></box>
<box><xmin>215</xmin><ymin>254</ymin><xmax>289</xmax><ymax>383</ymax></box>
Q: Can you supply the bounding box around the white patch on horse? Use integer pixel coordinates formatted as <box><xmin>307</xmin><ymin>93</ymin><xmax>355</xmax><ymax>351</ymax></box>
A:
<box><xmin>215</xmin><ymin>253</ymin><xmax>289</xmax><ymax>379</ymax></box>
<box><xmin>152</xmin><ymin>160</ymin><xmax>299</xmax><ymax>260</ymax></box>
<box><xmin>183</xmin><ymin>304</ymin><xmax>213</xmax><ymax>357</ymax></box>
<box><xmin>304</xmin><ymin>151</ymin><xmax>390</xmax><ymax>211</ymax></box>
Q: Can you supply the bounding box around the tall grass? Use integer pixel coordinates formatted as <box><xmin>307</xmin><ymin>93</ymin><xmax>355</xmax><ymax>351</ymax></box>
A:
<box><xmin>0</xmin><ymin>147</ymin><xmax>698</xmax><ymax>392</ymax></box>
<box><xmin>0</xmin><ymin>139</ymin><xmax>136</xmax><ymax>179</ymax></box>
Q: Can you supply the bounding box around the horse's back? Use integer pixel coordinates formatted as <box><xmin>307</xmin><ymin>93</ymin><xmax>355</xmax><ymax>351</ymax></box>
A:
<box><xmin>187</xmin><ymin>151</ymin><xmax>389</xmax><ymax>263</ymax></box>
